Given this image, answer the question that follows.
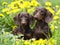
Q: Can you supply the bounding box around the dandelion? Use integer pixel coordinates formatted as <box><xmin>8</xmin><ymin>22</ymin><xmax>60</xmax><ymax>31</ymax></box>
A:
<box><xmin>2</xmin><ymin>2</ymin><xmax>8</xmax><ymax>5</ymax></box>
<box><xmin>10</xmin><ymin>4</ymin><xmax>16</xmax><ymax>9</ymax></box>
<box><xmin>13</xmin><ymin>0</ymin><xmax>17</xmax><ymax>1</ymax></box>
<box><xmin>49</xmin><ymin>39</ymin><xmax>56</xmax><ymax>45</ymax></box>
<box><xmin>19</xmin><ymin>0</ymin><xmax>24</xmax><ymax>3</ymax></box>
<box><xmin>45</xmin><ymin>2</ymin><xmax>52</xmax><ymax>6</ymax></box>
<box><xmin>24</xmin><ymin>40</ymin><xmax>30</xmax><ymax>45</ymax></box>
<box><xmin>15</xmin><ymin>39</ymin><xmax>19</xmax><ymax>45</ymax></box>
<box><xmin>27</xmin><ymin>7</ymin><xmax>35</xmax><ymax>14</ymax></box>
<box><xmin>12</xmin><ymin>8</ymin><xmax>20</xmax><ymax>13</ymax></box>
<box><xmin>12</xmin><ymin>25</ymin><xmax>17</xmax><ymax>30</ymax></box>
<box><xmin>56</xmin><ymin>9</ymin><xmax>60</xmax><ymax>15</ymax></box>
<box><xmin>0</xmin><ymin>13</ymin><xmax>4</xmax><ymax>17</ymax></box>
<box><xmin>53</xmin><ymin>15</ymin><xmax>59</xmax><ymax>19</ymax></box>
<box><xmin>58</xmin><ymin>22</ymin><xmax>60</xmax><ymax>24</ymax></box>
<box><xmin>42</xmin><ymin>39</ymin><xmax>47</xmax><ymax>45</ymax></box>
<box><xmin>5</xmin><ymin>32</ymin><xmax>9</xmax><ymax>35</ymax></box>
<box><xmin>33</xmin><ymin>40</ymin><xmax>38</xmax><ymax>45</ymax></box>
<box><xmin>6</xmin><ymin>11</ymin><xmax>12</xmax><ymax>14</ymax></box>
<box><xmin>46</xmin><ymin>7</ymin><xmax>55</xmax><ymax>15</ymax></box>
<box><xmin>23</xmin><ymin>1</ymin><xmax>31</xmax><ymax>8</ymax></box>
<box><xmin>50</xmin><ymin>24</ymin><xmax>55</xmax><ymax>31</ymax></box>
<box><xmin>31</xmin><ymin>0</ymin><xmax>40</xmax><ymax>7</ymax></box>
<box><xmin>55</xmin><ymin>5</ymin><xmax>59</xmax><ymax>8</ymax></box>
<box><xmin>2</xmin><ymin>8</ymin><xmax>9</xmax><ymax>12</ymax></box>
<box><xmin>8</xmin><ymin>2</ymin><xmax>18</xmax><ymax>9</ymax></box>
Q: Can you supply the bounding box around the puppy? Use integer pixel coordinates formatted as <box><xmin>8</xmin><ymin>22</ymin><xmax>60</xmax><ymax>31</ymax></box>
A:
<box><xmin>12</xmin><ymin>12</ymin><xmax>33</xmax><ymax>40</ymax></box>
<box><xmin>33</xmin><ymin>7</ymin><xmax>53</xmax><ymax>40</ymax></box>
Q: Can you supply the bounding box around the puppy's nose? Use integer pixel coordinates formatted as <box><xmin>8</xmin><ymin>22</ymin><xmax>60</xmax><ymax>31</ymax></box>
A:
<box><xmin>34</xmin><ymin>15</ymin><xmax>38</xmax><ymax>19</ymax></box>
<box><xmin>21</xmin><ymin>22</ymin><xmax>26</xmax><ymax>25</ymax></box>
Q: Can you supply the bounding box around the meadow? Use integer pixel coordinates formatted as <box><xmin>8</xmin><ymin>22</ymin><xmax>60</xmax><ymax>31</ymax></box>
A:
<box><xmin>0</xmin><ymin>0</ymin><xmax>60</xmax><ymax>45</ymax></box>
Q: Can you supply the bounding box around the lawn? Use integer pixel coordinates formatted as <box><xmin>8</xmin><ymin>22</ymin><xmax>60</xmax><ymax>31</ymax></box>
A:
<box><xmin>0</xmin><ymin>0</ymin><xmax>60</xmax><ymax>45</ymax></box>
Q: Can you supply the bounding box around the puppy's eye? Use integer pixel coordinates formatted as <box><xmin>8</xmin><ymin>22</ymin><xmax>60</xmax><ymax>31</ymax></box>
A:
<box><xmin>41</xmin><ymin>10</ymin><xmax>44</xmax><ymax>12</ymax></box>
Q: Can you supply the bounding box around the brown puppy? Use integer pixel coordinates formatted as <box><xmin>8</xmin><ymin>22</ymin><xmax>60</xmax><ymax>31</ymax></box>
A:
<box><xmin>12</xmin><ymin>12</ymin><xmax>33</xmax><ymax>40</ymax></box>
<box><xmin>33</xmin><ymin>7</ymin><xmax>53</xmax><ymax>40</ymax></box>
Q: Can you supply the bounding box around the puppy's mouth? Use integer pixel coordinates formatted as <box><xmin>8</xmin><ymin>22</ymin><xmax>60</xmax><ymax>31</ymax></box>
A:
<box><xmin>34</xmin><ymin>15</ymin><xmax>43</xmax><ymax>20</ymax></box>
<box><xmin>34</xmin><ymin>15</ymin><xmax>38</xmax><ymax>20</ymax></box>
<box><xmin>21</xmin><ymin>23</ymin><xmax>27</xmax><ymax>26</ymax></box>
<box><xmin>34</xmin><ymin>16</ymin><xmax>42</xmax><ymax>20</ymax></box>
<box><xmin>21</xmin><ymin>22</ymin><xmax>27</xmax><ymax>26</ymax></box>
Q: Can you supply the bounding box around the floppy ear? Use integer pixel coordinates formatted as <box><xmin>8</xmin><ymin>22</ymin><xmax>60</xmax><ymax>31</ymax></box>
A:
<box><xmin>13</xmin><ymin>13</ymin><xmax>20</xmax><ymax>25</ymax></box>
<box><xmin>34</xmin><ymin>10</ymin><xmax>37</xmax><ymax>15</ymax></box>
<box><xmin>45</xmin><ymin>10</ymin><xmax>53</xmax><ymax>23</ymax></box>
<box><xmin>29</xmin><ymin>15</ymin><xmax>35</xmax><ymax>25</ymax></box>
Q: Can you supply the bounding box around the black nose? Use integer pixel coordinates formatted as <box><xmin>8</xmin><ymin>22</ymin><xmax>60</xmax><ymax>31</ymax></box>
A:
<box><xmin>34</xmin><ymin>15</ymin><xmax>38</xmax><ymax>19</ymax></box>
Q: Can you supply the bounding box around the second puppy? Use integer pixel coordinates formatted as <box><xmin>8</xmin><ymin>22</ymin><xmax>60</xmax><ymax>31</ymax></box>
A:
<box><xmin>33</xmin><ymin>7</ymin><xmax>53</xmax><ymax>40</ymax></box>
<box><xmin>12</xmin><ymin>12</ymin><xmax>33</xmax><ymax>40</ymax></box>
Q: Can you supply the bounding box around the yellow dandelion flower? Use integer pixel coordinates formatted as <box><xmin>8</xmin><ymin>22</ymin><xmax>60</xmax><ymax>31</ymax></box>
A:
<box><xmin>31</xmin><ymin>0</ymin><xmax>40</xmax><ymax>7</ymax></box>
<box><xmin>27</xmin><ymin>7</ymin><xmax>35</xmax><ymax>14</ymax></box>
<box><xmin>39</xmin><ymin>39</ymin><xmax>43</xmax><ymax>43</ymax></box>
<box><xmin>45</xmin><ymin>2</ymin><xmax>52</xmax><ymax>6</ymax></box>
<box><xmin>19</xmin><ymin>3</ymin><xmax>24</xmax><ymax>9</ymax></box>
<box><xmin>46</xmin><ymin>7</ymin><xmax>55</xmax><ymax>15</ymax></box>
<box><xmin>24</xmin><ymin>40</ymin><xmax>30</xmax><ymax>45</ymax></box>
<box><xmin>32</xmin><ymin>40</ymin><xmax>38</xmax><ymax>45</ymax></box>
<box><xmin>14</xmin><ymin>1</ymin><xmax>21</xmax><ymax>8</ymax></box>
<box><xmin>55</xmin><ymin>5</ymin><xmax>59</xmax><ymax>8</ymax></box>
<box><xmin>19</xmin><ymin>0</ymin><xmax>24</xmax><ymax>3</ymax></box>
<box><xmin>11</xmin><ymin>5</ymin><xmax>16</xmax><ymax>9</ymax></box>
<box><xmin>15</xmin><ymin>40</ymin><xmax>19</xmax><ymax>45</ymax></box>
<box><xmin>5</xmin><ymin>32</ymin><xmax>9</xmax><ymax>35</ymax></box>
<box><xmin>31</xmin><ymin>43</ymin><xmax>36</xmax><ymax>45</ymax></box>
<box><xmin>6</xmin><ymin>8</ymin><xmax>20</xmax><ymax>14</ymax></box>
<box><xmin>2</xmin><ymin>2</ymin><xmax>8</xmax><ymax>5</ymax></box>
<box><xmin>50</xmin><ymin>24</ymin><xmax>55</xmax><ymax>31</ymax></box>
<box><xmin>23</xmin><ymin>1</ymin><xmax>31</xmax><ymax>8</ymax></box>
<box><xmin>12</xmin><ymin>8</ymin><xmax>20</xmax><ymax>13</ymax></box>
<box><xmin>32</xmin><ymin>0</ymin><xmax>36</xmax><ymax>1</ymax></box>
<box><xmin>6</xmin><ymin>11</ymin><xmax>13</xmax><ymax>14</ymax></box>
<box><xmin>49</xmin><ymin>39</ymin><xmax>56</xmax><ymax>45</ymax></box>
<box><xmin>13</xmin><ymin>0</ymin><xmax>17</xmax><ymax>1</ymax></box>
<box><xmin>2</xmin><ymin>8</ymin><xmax>9</xmax><ymax>12</ymax></box>
<box><xmin>49</xmin><ymin>42</ymin><xmax>54</xmax><ymax>45</ymax></box>
<box><xmin>8</xmin><ymin>2</ymin><xmax>18</xmax><ymax>9</ymax></box>
<box><xmin>0</xmin><ymin>13</ymin><xmax>4</xmax><ymax>17</ymax></box>
<box><xmin>42</xmin><ymin>39</ymin><xmax>47</xmax><ymax>45</ymax></box>
<box><xmin>58</xmin><ymin>22</ymin><xmax>60</xmax><ymax>24</ymax></box>
<box><xmin>53</xmin><ymin>15</ymin><xmax>59</xmax><ymax>19</ymax></box>
<box><xmin>56</xmin><ymin>9</ymin><xmax>60</xmax><ymax>15</ymax></box>
<box><xmin>12</xmin><ymin>25</ymin><xmax>17</xmax><ymax>30</ymax></box>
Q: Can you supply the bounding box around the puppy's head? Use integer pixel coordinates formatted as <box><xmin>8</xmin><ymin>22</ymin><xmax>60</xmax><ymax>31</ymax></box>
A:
<box><xmin>14</xmin><ymin>12</ymin><xmax>33</xmax><ymax>26</ymax></box>
<box><xmin>34</xmin><ymin>7</ymin><xmax>53</xmax><ymax>23</ymax></box>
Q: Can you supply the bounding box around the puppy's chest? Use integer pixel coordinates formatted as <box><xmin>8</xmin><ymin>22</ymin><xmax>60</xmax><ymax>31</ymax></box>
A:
<box><xmin>34</xmin><ymin>22</ymin><xmax>48</xmax><ymax>33</ymax></box>
<box><xmin>34</xmin><ymin>26</ymin><xmax>42</xmax><ymax>33</ymax></box>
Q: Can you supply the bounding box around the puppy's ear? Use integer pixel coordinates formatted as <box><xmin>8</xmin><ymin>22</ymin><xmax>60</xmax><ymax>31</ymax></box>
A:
<box><xmin>33</xmin><ymin>9</ymin><xmax>37</xmax><ymax>15</ymax></box>
<box><xmin>28</xmin><ymin>14</ymin><xmax>35</xmax><ymax>25</ymax></box>
<box><xmin>45</xmin><ymin>10</ymin><xmax>53</xmax><ymax>23</ymax></box>
<box><xmin>13</xmin><ymin>13</ymin><xmax>20</xmax><ymax>25</ymax></box>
